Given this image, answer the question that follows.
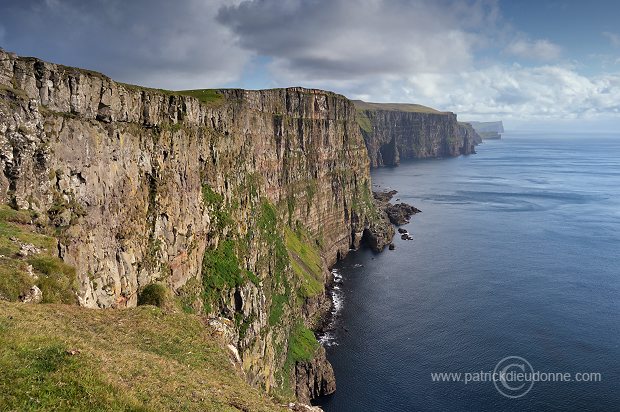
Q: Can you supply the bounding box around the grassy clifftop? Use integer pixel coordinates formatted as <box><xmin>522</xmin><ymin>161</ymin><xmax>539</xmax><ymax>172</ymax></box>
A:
<box><xmin>352</xmin><ymin>100</ymin><xmax>447</xmax><ymax>114</ymax></box>
<box><xmin>0</xmin><ymin>302</ymin><xmax>285</xmax><ymax>411</ymax></box>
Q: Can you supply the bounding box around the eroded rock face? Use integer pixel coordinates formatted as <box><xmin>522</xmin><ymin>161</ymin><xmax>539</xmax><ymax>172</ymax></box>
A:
<box><xmin>355</xmin><ymin>101</ymin><xmax>482</xmax><ymax>167</ymax></box>
<box><xmin>294</xmin><ymin>346</ymin><xmax>336</xmax><ymax>404</ymax></box>
<box><xmin>0</xmin><ymin>48</ymin><xmax>392</xmax><ymax>400</ymax></box>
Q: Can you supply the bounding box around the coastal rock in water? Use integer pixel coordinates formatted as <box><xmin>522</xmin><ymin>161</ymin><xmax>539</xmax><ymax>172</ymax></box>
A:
<box><xmin>362</xmin><ymin>217</ymin><xmax>396</xmax><ymax>252</ymax></box>
<box><xmin>388</xmin><ymin>243</ymin><xmax>395</xmax><ymax>250</ymax></box>
<box><xmin>295</xmin><ymin>346</ymin><xmax>336</xmax><ymax>404</ymax></box>
<box><xmin>373</xmin><ymin>189</ymin><xmax>398</xmax><ymax>202</ymax></box>
<box><xmin>373</xmin><ymin>190</ymin><xmax>421</xmax><ymax>225</ymax></box>
<box><xmin>385</xmin><ymin>203</ymin><xmax>421</xmax><ymax>225</ymax></box>
<box><xmin>287</xmin><ymin>403</ymin><xmax>325</xmax><ymax>412</ymax></box>
<box><xmin>398</xmin><ymin>228</ymin><xmax>408</xmax><ymax>234</ymax></box>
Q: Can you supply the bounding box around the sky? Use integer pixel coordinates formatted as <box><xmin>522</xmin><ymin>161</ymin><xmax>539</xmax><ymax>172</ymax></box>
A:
<box><xmin>1</xmin><ymin>0</ymin><xmax>619</xmax><ymax>131</ymax></box>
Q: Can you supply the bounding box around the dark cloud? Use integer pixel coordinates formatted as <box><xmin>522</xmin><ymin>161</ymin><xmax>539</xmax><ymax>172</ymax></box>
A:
<box><xmin>217</xmin><ymin>0</ymin><xmax>500</xmax><ymax>81</ymax></box>
<box><xmin>0</xmin><ymin>0</ymin><xmax>249</xmax><ymax>89</ymax></box>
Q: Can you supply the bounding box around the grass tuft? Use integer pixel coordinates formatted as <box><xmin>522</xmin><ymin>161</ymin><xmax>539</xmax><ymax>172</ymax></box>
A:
<box><xmin>138</xmin><ymin>283</ymin><xmax>168</xmax><ymax>308</ymax></box>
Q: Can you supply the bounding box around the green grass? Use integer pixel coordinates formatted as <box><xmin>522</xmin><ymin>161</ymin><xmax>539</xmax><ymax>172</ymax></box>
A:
<box><xmin>352</xmin><ymin>100</ymin><xmax>448</xmax><ymax>114</ymax></box>
<box><xmin>177</xmin><ymin>89</ymin><xmax>223</xmax><ymax>105</ymax></box>
<box><xmin>118</xmin><ymin>83</ymin><xmax>224</xmax><ymax>108</ymax></box>
<box><xmin>202</xmin><ymin>184</ymin><xmax>233</xmax><ymax>230</ymax></box>
<box><xmin>286</xmin><ymin>323</ymin><xmax>320</xmax><ymax>363</ymax></box>
<box><xmin>0</xmin><ymin>302</ymin><xmax>285</xmax><ymax>411</ymax></box>
<box><xmin>201</xmin><ymin>239</ymin><xmax>257</xmax><ymax>313</ymax></box>
<box><xmin>356</xmin><ymin>109</ymin><xmax>373</xmax><ymax>134</ymax></box>
<box><xmin>0</xmin><ymin>205</ymin><xmax>77</xmax><ymax>303</ymax></box>
<box><xmin>284</xmin><ymin>227</ymin><xmax>324</xmax><ymax>298</ymax></box>
<box><xmin>28</xmin><ymin>255</ymin><xmax>76</xmax><ymax>304</ymax></box>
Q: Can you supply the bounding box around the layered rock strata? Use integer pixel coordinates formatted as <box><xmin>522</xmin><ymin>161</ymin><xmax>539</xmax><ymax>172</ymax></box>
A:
<box><xmin>0</xmin><ymin>49</ymin><xmax>392</xmax><ymax>401</ymax></box>
<box><xmin>354</xmin><ymin>100</ymin><xmax>482</xmax><ymax>167</ymax></box>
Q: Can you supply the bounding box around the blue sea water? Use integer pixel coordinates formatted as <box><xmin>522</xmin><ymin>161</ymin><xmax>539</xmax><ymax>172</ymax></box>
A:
<box><xmin>316</xmin><ymin>133</ymin><xmax>620</xmax><ymax>411</ymax></box>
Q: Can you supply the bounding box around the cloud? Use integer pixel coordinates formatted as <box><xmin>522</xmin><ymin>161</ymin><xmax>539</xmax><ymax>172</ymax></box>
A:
<box><xmin>505</xmin><ymin>38</ymin><xmax>562</xmax><ymax>61</ymax></box>
<box><xmin>602</xmin><ymin>31</ymin><xmax>620</xmax><ymax>47</ymax></box>
<box><xmin>1</xmin><ymin>0</ymin><xmax>618</xmax><ymax>124</ymax></box>
<box><xmin>218</xmin><ymin>0</ymin><xmax>501</xmax><ymax>80</ymax></box>
<box><xmin>396</xmin><ymin>64</ymin><xmax>620</xmax><ymax>120</ymax></box>
<box><xmin>0</xmin><ymin>0</ymin><xmax>251</xmax><ymax>89</ymax></box>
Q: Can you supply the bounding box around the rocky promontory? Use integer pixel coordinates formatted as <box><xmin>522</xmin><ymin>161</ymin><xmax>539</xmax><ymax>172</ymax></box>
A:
<box><xmin>354</xmin><ymin>100</ymin><xmax>482</xmax><ymax>167</ymax></box>
<box><xmin>469</xmin><ymin>120</ymin><xmax>504</xmax><ymax>139</ymax></box>
<box><xmin>372</xmin><ymin>190</ymin><xmax>421</xmax><ymax>226</ymax></box>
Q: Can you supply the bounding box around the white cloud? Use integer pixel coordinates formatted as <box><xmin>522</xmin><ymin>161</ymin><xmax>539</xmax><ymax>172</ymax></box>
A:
<box><xmin>2</xmin><ymin>0</ymin><xmax>618</xmax><ymax>125</ymax></box>
<box><xmin>602</xmin><ymin>31</ymin><xmax>620</xmax><ymax>47</ymax></box>
<box><xmin>505</xmin><ymin>38</ymin><xmax>562</xmax><ymax>61</ymax></box>
<box><xmin>396</xmin><ymin>65</ymin><xmax>620</xmax><ymax>121</ymax></box>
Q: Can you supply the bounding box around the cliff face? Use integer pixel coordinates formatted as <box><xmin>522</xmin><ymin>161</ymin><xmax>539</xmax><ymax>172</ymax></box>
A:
<box><xmin>469</xmin><ymin>120</ymin><xmax>504</xmax><ymax>139</ymax></box>
<box><xmin>0</xmin><ymin>49</ymin><xmax>392</xmax><ymax>401</ymax></box>
<box><xmin>354</xmin><ymin>101</ymin><xmax>481</xmax><ymax>167</ymax></box>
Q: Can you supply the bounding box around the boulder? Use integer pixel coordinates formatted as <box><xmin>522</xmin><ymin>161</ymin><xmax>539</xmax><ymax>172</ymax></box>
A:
<box><xmin>20</xmin><ymin>285</ymin><xmax>43</xmax><ymax>304</ymax></box>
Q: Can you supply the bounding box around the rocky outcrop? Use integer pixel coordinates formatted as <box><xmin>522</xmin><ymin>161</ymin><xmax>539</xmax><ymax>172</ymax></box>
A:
<box><xmin>354</xmin><ymin>100</ymin><xmax>481</xmax><ymax>167</ymax></box>
<box><xmin>0</xmin><ymin>49</ymin><xmax>392</xmax><ymax>401</ymax></box>
<box><xmin>458</xmin><ymin>121</ymin><xmax>483</xmax><ymax>146</ymax></box>
<box><xmin>373</xmin><ymin>190</ymin><xmax>420</xmax><ymax>226</ymax></box>
<box><xmin>362</xmin><ymin>217</ymin><xmax>395</xmax><ymax>252</ymax></box>
<box><xmin>469</xmin><ymin>121</ymin><xmax>504</xmax><ymax>139</ymax></box>
<box><xmin>385</xmin><ymin>203</ymin><xmax>421</xmax><ymax>225</ymax></box>
<box><xmin>294</xmin><ymin>346</ymin><xmax>336</xmax><ymax>404</ymax></box>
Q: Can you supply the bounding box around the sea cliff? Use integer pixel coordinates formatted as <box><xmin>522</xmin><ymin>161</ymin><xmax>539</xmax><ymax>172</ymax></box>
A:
<box><xmin>469</xmin><ymin>120</ymin><xmax>504</xmax><ymax>139</ymax></box>
<box><xmin>354</xmin><ymin>100</ymin><xmax>481</xmax><ymax>167</ymax></box>
<box><xmin>0</xmin><ymin>48</ymin><xmax>393</xmax><ymax>403</ymax></box>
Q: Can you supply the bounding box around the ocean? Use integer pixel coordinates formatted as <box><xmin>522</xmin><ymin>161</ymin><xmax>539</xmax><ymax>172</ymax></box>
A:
<box><xmin>316</xmin><ymin>132</ymin><xmax>620</xmax><ymax>411</ymax></box>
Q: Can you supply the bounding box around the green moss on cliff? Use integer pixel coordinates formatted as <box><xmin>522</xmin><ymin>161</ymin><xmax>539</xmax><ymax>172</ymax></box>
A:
<box><xmin>274</xmin><ymin>323</ymin><xmax>321</xmax><ymax>399</ymax></box>
<box><xmin>256</xmin><ymin>201</ymin><xmax>293</xmax><ymax>326</ymax></box>
<box><xmin>287</xmin><ymin>323</ymin><xmax>320</xmax><ymax>363</ymax></box>
<box><xmin>202</xmin><ymin>184</ymin><xmax>233</xmax><ymax>230</ymax></box>
<box><xmin>284</xmin><ymin>227</ymin><xmax>323</xmax><ymax>298</ymax></box>
<box><xmin>356</xmin><ymin>109</ymin><xmax>373</xmax><ymax>134</ymax></box>
<box><xmin>201</xmin><ymin>239</ymin><xmax>257</xmax><ymax>313</ymax></box>
<box><xmin>269</xmin><ymin>293</ymin><xmax>288</xmax><ymax>326</ymax></box>
<box><xmin>0</xmin><ymin>302</ymin><xmax>285</xmax><ymax>411</ymax></box>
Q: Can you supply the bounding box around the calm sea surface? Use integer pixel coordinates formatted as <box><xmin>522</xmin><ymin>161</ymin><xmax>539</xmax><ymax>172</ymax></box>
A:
<box><xmin>316</xmin><ymin>132</ymin><xmax>620</xmax><ymax>411</ymax></box>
